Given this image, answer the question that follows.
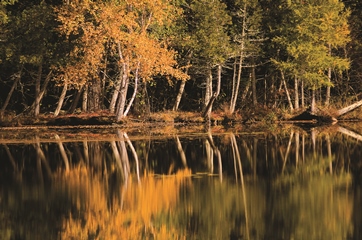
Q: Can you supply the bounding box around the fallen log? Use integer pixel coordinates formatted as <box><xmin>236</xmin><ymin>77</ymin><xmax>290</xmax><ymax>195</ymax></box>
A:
<box><xmin>290</xmin><ymin>98</ymin><xmax>362</xmax><ymax>123</ymax></box>
<box><xmin>336</xmin><ymin>99</ymin><xmax>362</xmax><ymax>117</ymax></box>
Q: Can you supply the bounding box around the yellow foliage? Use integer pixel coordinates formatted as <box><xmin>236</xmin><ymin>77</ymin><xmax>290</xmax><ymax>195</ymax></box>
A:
<box><xmin>58</xmin><ymin>166</ymin><xmax>191</xmax><ymax>239</ymax></box>
<box><xmin>55</xmin><ymin>0</ymin><xmax>189</xmax><ymax>87</ymax></box>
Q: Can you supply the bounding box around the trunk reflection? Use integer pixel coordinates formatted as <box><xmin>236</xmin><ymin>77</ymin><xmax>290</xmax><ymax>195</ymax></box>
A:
<box><xmin>0</xmin><ymin>125</ymin><xmax>361</xmax><ymax>239</ymax></box>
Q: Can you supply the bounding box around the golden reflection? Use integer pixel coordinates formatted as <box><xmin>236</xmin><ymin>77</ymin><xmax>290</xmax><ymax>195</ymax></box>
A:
<box><xmin>57</xmin><ymin>165</ymin><xmax>191</xmax><ymax>240</ymax></box>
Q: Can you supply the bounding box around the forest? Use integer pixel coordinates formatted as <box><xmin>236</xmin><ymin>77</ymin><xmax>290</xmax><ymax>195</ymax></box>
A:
<box><xmin>0</xmin><ymin>0</ymin><xmax>361</xmax><ymax>125</ymax></box>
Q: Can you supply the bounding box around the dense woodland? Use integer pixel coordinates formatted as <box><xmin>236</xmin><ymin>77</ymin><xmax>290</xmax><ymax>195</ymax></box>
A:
<box><xmin>0</xmin><ymin>0</ymin><xmax>361</xmax><ymax>123</ymax></box>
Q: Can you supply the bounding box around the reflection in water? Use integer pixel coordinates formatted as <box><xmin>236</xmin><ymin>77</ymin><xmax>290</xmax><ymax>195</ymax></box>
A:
<box><xmin>0</xmin><ymin>125</ymin><xmax>361</xmax><ymax>239</ymax></box>
<box><xmin>58</xmin><ymin>166</ymin><xmax>191</xmax><ymax>240</ymax></box>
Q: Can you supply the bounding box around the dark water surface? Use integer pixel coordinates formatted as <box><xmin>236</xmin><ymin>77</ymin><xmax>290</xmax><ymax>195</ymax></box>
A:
<box><xmin>1</xmin><ymin>124</ymin><xmax>362</xmax><ymax>240</ymax></box>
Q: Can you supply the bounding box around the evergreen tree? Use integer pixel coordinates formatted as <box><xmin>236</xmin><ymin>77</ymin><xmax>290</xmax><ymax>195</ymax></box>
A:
<box><xmin>187</xmin><ymin>0</ymin><xmax>232</xmax><ymax>117</ymax></box>
<box><xmin>272</xmin><ymin>0</ymin><xmax>350</xmax><ymax>112</ymax></box>
<box><xmin>1</xmin><ymin>1</ymin><xmax>60</xmax><ymax>116</ymax></box>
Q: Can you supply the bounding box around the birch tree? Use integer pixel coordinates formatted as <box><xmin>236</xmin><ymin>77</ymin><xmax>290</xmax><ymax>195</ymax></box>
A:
<box><xmin>228</xmin><ymin>0</ymin><xmax>263</xmax><ymax>113</ymax></box>
<box><xmin>56</xmin><ymin>0</ymin><xmax>188</xmax><ymax>120</ymax></box>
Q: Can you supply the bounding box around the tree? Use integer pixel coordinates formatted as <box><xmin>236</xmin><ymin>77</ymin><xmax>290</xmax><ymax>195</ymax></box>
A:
<box><xmin>1</xmin><ymin>1</ymin><xmax>59</xmax><ymax>117</ymax></box>
<box><xmin>341</xmin><ymin>0</ymin><xmax>362</xmax><ymax>99</ymax></box>
<box><xmin>227</xmin><ymin>0</ymin><xmax>264</xmax><ymax>113</ymax></box>
<box><xmin>187</xmin><ymin>0</ymin><xmax>232</xmax><ymax>118</ymax></box>
<box><xmin>56</xmin><ymin>0</ymin><xmax>188</xmax><ymax>120</ymax></box>
<box><xmin>272</xmin><ymin>0</ymin><xmax>350</xmax><ymax>113</ymax></box>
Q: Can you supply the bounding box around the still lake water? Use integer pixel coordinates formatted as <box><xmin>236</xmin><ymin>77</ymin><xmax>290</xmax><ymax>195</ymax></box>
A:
<box><xmin>0</xmin><ymin>124</ymin><xmax>362</xmax><ymax>240</ymax></box>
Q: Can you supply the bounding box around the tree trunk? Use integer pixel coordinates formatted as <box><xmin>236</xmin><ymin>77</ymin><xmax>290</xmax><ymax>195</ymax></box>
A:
<box><xmin>115</xmin><ymin>67</ymin><xmax>129</xmax><ymax>121</ymax></box>
<box><xmin>281</xmin><ymin>70</ymin><xmax>294</xmax><ymax>111</ymax></box>
<box><xmin>311</xmin><ymin>88</ymin><xmax>316</xmax><ymax>113</ymax></box>
<box><xmin>88</xmin><ymin>77</ymin><xmax>102</xmax><ymax>112</ymax></box>
<box><xmin>205</xmin><ymin>68</ymin><xmax>213</xmax><ymax>108</ymax></box>
<box><xmin>133</xmin><ymin>81</ymin><xmax>151</xmax><ymax>116</ymax></box>
<box><xmin>264</xmin><ymin>76</ymin><xmax>267</xmax><ymax>106</ymax></box>
<box><xmin>82</xmin><ymin>84</ymin><xmax>88</xmax><ymax>112</ymax></box>
<box><xmin>230</xmin><ymin>58</ymin><xmax>237</xmax><ymax>111</ymax></box>
<box><xmin>241</xmin><ymin>74</ymin><xmax>251</xmax><ymax>102</ymax></box>
<box><xmin>230</xmin><ymin>3</ymin><xmax>247</xmax><ymax>113</ymax></box>
<box><xmin>123</xmin><ymin>61</ymin><xmax>140</xmax><ymax>117</ymax></box>
<box><xmin>325</xmin><ymin>43</ymin><xmax>332</xmax><ymax>106</ymax></box>
<box><xmin>1</xmin><ymin>67</ymin><xmax>22</xmax><ymax>118</ymax></box>
<box><xmin>173</xmin><ymin>53</ymin><xmax>192</xmax><ymax>111</ymax></box>
<box><xmin>230</xmin><ymin>54</ymin><xmax>243</xmax><ymax>113</ymax></box>
<box><xmin>109</xmin><ymin>74</ymin><xmax>122</xmax><ymax>113</ymax></box>
<box><xmin>54</xmin><ymin>83</ymin><xmax>68</xmax><ymax>117</ymax></box>
<box><xmin>173</xmin><ymin>80</ymin><xmax>186</xmax><ymax>111</ymax></box>
<box><xmin>68</xmin><ymin>86</ymin><xmax>83</xmax><ymax>114</ymax></box>
<box><xmin>115</xmin><ymin>43</ymin><xmax>130</xmax><ymax>121</ymax></box>
<box><xmin>32</xmin><ymin>70</ymin><xmax>52</xmax><ymax>116</ymax></box>
<box><xmin>294</xmin><ymin>76</ymin><xmax>299</xmax><ymax>110</ymax></box>
<box><xmin>203</xmin><ymin>65</ymin><xmax>221</xmax><ymax>118</ymax></box>
<box><xmin>252</xmin><ymin>62</ymin><xmax>257</xmax><ymax>106</ymax></box>
<box><xmin>336</xmin><ymin>99</ymin><xmax>362</xmax><ymax>117</ymax></box>
<box><xmin>34</xmin><ymin>65</ymin><xmax>42</xmax><ymax>116</ymax></box>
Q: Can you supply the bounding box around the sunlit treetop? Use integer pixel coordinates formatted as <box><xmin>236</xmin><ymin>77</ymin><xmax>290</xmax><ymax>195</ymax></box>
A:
<box><xmin>55</xmin><ymin>0</ymin><xmax>188</xmax><ymax>87</ymax></box>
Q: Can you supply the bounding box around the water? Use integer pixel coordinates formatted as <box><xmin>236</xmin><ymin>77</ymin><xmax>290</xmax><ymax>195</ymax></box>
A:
<box><xmin>0</xmin><ymin>124</ymin><xmax>361</xmax><ymax>240</ymax></box>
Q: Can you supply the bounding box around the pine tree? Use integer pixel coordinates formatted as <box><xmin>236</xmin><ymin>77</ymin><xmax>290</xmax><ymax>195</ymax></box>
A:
<box><xmin>272</xmin><ymin>0</ymin><xmax>350</xmax><ymax>112</ymax></box>
<box><xmin>187</xmin><ymin>0</ymin><xmax>232</xmax><ymax>118</ymax></box>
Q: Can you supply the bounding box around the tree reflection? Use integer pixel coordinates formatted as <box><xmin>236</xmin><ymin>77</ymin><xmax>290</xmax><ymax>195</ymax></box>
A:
<box><xmin>58</xmin><ymin>166</ymin><xmax>191</xmax><ymax>239</ymax></box>
<box><xmin>0</xmin><ymin>125</ymin><xmax>362</xmax><ymax>239</ymax></box>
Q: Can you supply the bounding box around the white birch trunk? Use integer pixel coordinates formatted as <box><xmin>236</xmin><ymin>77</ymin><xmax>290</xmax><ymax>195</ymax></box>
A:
<box><xmin>109</xmin><ymin>74</ymin><xmax>122</xmax><ymax>113</ymax></box>
<box><xmin>173</xmin><ymin>80</ymin><xmax>186</xmax><ymax>111</ymax></box>
<box><xmin>205</xmin><ymin>68</ymin><xmax>213</xmax><ymax>107</ymax></box>
<box><xmin>34</xmin><ymin>65</ymin><xmax>42</xmax><ymax>116</ymax></box>
<box><xmin>123</xmin><ymin>61</ymin><xmax>140</xmax><ymax>117</ymax></box>
<box><xmin>203</xmin><ymin>65</ymin><xmax>221</xmax><ymax>118</ymax></box>
<box><xmin>230</xmin><ymin>3</ymin><xmax>247</xmax><ymax>113</ymax></box>
<box><xmin>294</xmin><ymin>77</ymin><xmax>299</xmax><ymax>109</ymax></box>
<box><xmin>115</xmin><ymin>69</ymin><xmax>129</xmax><ymax>121</ymax></box>
<box><xmin>54</xmin><ymin>83</ymin><xmax>68</xmax><ymax>117</ymax></box>
<box><xmin>280</xmin><ymin>70</ymin><xmax>294</xmax><ymax>111</ymax></box>
<box><xmin>115</xmin><ymin>43</ymin><xmax>130</xmax><ymax>121</ymax></box>
<box><xmin>32</xmin><ymin>70</ymin><xmax>52</xmax><ymax>116</ymax></box>
<box><xmin>325</xmin><ymin>44</ymin><xmax>332</xmax><ymax>106</ymax></box>
<box><xmin>173</xmin><ymin>55</ymin><xmax>191</xmax><ymax>111</ymax></box>
<box><xmin>82</xmin><ymin>84</ymin><xmax>88</xmax><ymax>112</ymax></box>
<box><xmin>311</xmin><ymin>88</ymin><xmax>316</xmax><ymax>113</ymax></box>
